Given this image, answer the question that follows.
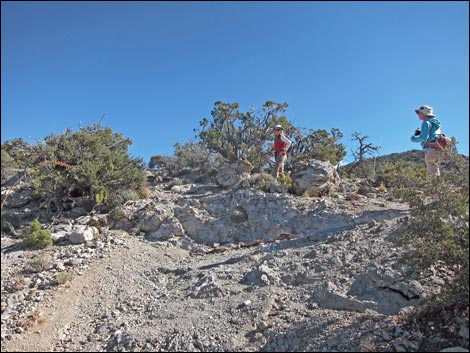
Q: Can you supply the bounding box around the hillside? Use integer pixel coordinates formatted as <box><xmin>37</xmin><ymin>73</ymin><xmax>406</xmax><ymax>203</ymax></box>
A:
<box><xmin>364</xmin><ymin>149</ymin><xmax>425</xmax><ymax>165</ymax></box>
<box><xmin>343</xmin><ymin>149</ymin><xmax>469</xmax><ymax>167</ymax></box>
<box><xmin>1</xmin><ymin>156</ymin><xmax>469</xmax><ymax>352</ymax></box>
<box><xmin>339</xmin><ymin>149</ymin><xmax>470</xmax><ymax>182</ymax></box>
<box><xmin>341</xmin><ymin>149</ymin><xmax>423</xmax><ymax>169</ymax></box>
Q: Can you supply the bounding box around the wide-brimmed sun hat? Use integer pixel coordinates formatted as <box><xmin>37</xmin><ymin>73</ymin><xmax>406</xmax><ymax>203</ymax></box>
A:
<box><xmin>274</xmin><ymin>125</ymin><xmax>283</xmax><ymax>130</ymax></box>
<box><xmin>415</xmin><ymin>105</ymin><xmax>435</xmax><ymax>117</ymax></box>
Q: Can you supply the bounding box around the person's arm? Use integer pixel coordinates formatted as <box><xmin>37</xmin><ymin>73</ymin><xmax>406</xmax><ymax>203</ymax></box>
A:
<box><xmin>281</xmin><ymin>135</ymin><xmax>292</xmax><ymax>151</ymax></box>
<box><xmin>410</xmin><ymin>121</ymin><xmax>430</xmax><ymax>143</ymax></box>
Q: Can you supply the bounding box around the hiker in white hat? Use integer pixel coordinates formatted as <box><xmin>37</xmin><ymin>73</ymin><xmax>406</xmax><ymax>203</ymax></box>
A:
<box><xmin>410</xmin><ymin>105</ymin><xmax>443</xmax><ymax>177</ymax></box>
<box><xmin>271</xmin><ymin>125</ymin><xmax>292</xmax><ymax>179</ymax></box>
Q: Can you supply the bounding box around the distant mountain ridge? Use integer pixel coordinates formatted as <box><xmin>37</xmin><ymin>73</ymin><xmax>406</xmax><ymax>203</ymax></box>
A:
<box><xmin>344</xmin><ymin>149</ymin><xmax>468</xmax><ymax>168</ymax></box>
<box><xmin>341</xmin><ymin>149</ymin><xmax>424</xmax><ymax>170</ymax></box>
<box><xmin>372</xmin><ymin>149</ymin><xmax>424</xmax><ymax>164</ymax></box>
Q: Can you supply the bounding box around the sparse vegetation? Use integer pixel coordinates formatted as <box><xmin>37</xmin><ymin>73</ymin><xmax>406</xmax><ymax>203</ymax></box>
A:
<box><xmin>339</xmin><ymin>150</ymin><xmax>427</xmax><ymax>186</ymax></box>
<box><xmin>109</xmin><ymin>205</ymin><xmax>126</xmax><ymax>220</ymax></box>
<box><xmin>195</xmin><ymin>101</ymin><xmax>346</xmax><ymax>173</ymax></box>
<box><xmin>359</xmin><ymin>339</ymin><xmax>378</xmax><ymax>352</ymax></box>
<box><xmin>29</xmin><ymin>254</ymin><xmax>52</xmax><ymax>272</ymax></box>
<box><xmin>17</xmin><ymin>309</ymin><xmax>46</xmax><ymax>328</ymax></box>
<box><xmin>351</xmin><ymin>132</ymin><xmax>380</xmax><ymax>163</ymax></box>
<box><xmin>150</xmin><ymin>141</ymin><xmax>224</xmax><ymax>176</ymax></box>
<box><xmin>392</xmin><ymin>150</ymin><xmax>469</xmax><ymax>323</ymax></box>
<box><xmin>55</xmin><ymin>271</ymin><xmax>73</xmax><ymax>285</ymax></box>
<box><xmin>13</xmin><ymin>275</ymin><xmax>26</xmax><ymax>292</ymax></box>
<box><xmin>108</xmin><ymin>189</ymin><xmax>142</xmax><ymax>208</ymax></box>
<box><xmin>376</xmin><ymin>160</ymin><xmax>427</xmax><ymax>188</ymax></box>
<box><xmin>2</xmin><ymin>106</ymin><xmax>468</xmax><ymax>352</ymax></box>
<box><xmin>237</xmin><ymin>173</ymin><xmax>288</xmax><ymax>193</ymax></box>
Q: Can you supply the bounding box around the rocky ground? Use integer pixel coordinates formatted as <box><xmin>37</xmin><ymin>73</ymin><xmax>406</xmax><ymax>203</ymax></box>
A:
<box><xmin>1</xmin><ymin>175</ymin><xmax>469</xmax><ymax>352</ymax></box>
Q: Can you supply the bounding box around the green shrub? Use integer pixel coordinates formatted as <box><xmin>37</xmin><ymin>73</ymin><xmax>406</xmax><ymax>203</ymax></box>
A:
<box><xmin>23</xmin><ymin>124</ymin><xmax>146</xmax><ymax>215</ymax></box>
<box><xmin>95</xmin><ymin>188</ymin><xmax>108</xmax><ymax>204</ymax></box>
<box><xmin>22</xmin><ymin>219</ymin><xmax>53</xmax><ymax>250</ymax></box>
<box><xmin>109</xmin><ymin>188</ymin><xmax>141</xmax><ymax>207</ymax></box>
<box><xmin>277</xmin><ymin>174</ymin><xmax>293</xmax><ymax>189</ymax></box>
<box><xmin>1</xmin><ymin>138</ymin><xmax>33</xmax><ymax>170</ymax></box>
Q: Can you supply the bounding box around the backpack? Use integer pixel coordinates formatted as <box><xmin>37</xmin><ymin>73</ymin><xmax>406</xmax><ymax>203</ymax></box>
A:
<box><xmin>424</xmin><ymin>133</ymin><xmax>453</xmax><ymax>151</ymax></box>
<box><xmin>286</xmin><ymin>142</ymin><xmax>295</xmax><ymax>155</ymax></box>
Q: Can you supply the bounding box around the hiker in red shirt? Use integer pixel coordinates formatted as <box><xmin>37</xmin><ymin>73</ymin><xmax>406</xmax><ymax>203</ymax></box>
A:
<box><xmin>271</xmin><ymin>125</ymin><xmax>292</xmax><ymax>179</ymax></box>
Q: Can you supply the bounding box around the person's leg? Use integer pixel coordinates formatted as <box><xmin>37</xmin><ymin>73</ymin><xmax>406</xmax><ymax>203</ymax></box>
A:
<box><xmin>278</xmin><ymin>154</ymin><xmax>287</xmax><ymax>177</ymax></box>
<box><xmin>272</xmin><ymin>155</ymin><xmax>281</xmax><ymax>178</ymax></box>
<box><xmin>425</xmin><ymin>149</ymin><xmax>442</xmax><ymax>202</ymax></box>
<box><xmin>425</xmin><ymin>149</ymin><xmax>441</xmax><ymax>177</ymax></box>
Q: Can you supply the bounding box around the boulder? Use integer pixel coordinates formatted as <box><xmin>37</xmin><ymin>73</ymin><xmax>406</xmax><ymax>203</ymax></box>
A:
<box><xmin>291</xmin><ymin>159</ymin><xmax>340</xmax><ymax>197</ymax></box>
<box><xmin>215</xmin><ymin>160</ymin><xmax>253</xmax><ymax>188</ymax></box>
<box><xmin>145</xmin><ymin>216</ymin><xmax>184</xmax><ymax>241</ymax></box>
<box><xmin>314</xmin><ymin>281</ymin><xmax>378</xmax><ymax>313</ymax></box>
<box><xmin>68</xmin><ymin>225</ymin><xmax>99</xmax><ymax>244</ymax></box>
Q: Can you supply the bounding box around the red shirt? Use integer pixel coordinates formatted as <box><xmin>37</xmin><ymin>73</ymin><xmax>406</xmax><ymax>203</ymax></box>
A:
<box><xmin>274</xmin><ymin>135</ymin><xmax>292</xmax><ymax>155</ymax></box>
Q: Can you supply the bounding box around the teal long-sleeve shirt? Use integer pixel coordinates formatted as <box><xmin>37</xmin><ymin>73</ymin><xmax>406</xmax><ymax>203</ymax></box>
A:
<box><xmin>410</xmin><ymin>117</ymin><xmax>442</xmax><ymax>150</ymax></box>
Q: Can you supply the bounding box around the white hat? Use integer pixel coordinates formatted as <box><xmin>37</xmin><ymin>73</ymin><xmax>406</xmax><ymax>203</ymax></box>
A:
<box><xmin>274</xmin><ymin>125</ymin><xmax>283</xmax><ymax>130</ymax></box>
<box><xmin>415</xmin><ymin>105</ymin><xmax>435</xmax><ymax>117</ymax></box>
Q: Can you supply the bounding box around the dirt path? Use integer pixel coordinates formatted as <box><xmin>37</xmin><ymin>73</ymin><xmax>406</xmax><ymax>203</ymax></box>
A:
<box><xmin>3</xmin><ymin>237</ymin><xmax>188</xmax><ymax>352</ymax></box>
<box><xmin>3</xmin><ymin>233</ymin><xmax>279</xmax><ymax>352</ymax></box>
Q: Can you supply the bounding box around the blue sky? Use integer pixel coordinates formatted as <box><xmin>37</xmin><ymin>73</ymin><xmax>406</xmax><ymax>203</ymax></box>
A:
<box><xmin>2</xmin><ymin>1</ymin><xmax>469</xmax><ymax>165</ymax></box>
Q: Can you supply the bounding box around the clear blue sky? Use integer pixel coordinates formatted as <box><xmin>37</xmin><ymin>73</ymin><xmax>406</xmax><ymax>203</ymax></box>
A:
<box><xmin>2</xmin><ymin>1</ymin><xmax>469</xmax><ymax>165</ymax></box>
